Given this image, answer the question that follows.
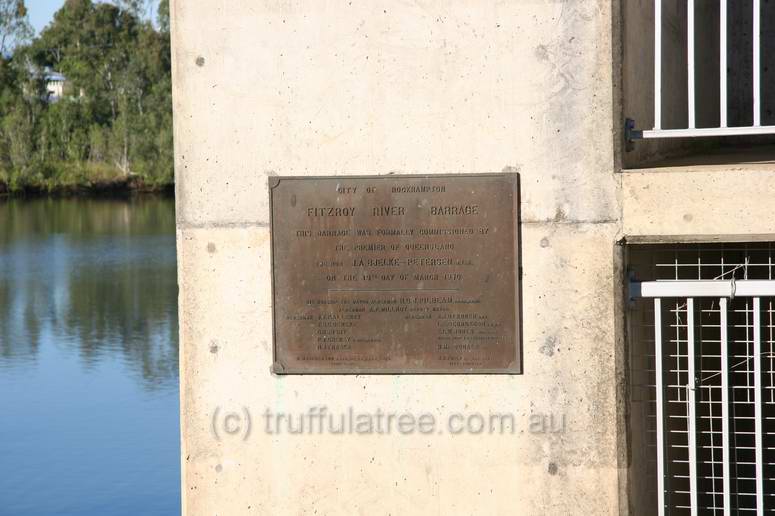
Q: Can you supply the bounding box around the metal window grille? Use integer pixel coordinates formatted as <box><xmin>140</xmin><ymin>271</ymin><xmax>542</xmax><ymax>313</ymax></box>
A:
<box><xmin>632</xmin><ymin>0</ymin><xmax>775</xmax><ymax>139</ymax></box>
<box><xmin>629</xmin><ymin>244</ymin><xmax>775</xmax><ymax>514</ymax></box>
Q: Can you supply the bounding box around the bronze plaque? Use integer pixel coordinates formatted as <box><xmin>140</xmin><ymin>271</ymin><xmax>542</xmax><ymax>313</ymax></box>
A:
<box><xmin>269</xmin><ymin>173</ymin><xmax>521</xmax><ymax>374</ymax></box>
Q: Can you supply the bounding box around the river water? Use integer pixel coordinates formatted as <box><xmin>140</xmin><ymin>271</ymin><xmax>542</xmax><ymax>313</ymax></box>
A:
<box><xmin>0</xmin><ymin>197</ymin><xmax>180</xmax><ymax>515</ymax></box>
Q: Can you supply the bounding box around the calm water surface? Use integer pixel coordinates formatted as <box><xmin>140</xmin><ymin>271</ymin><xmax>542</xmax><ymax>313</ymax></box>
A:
<box><xmin>0</xmin><ymin>198</ymin><xmax>180</xmax><ymax>516</ymax></box>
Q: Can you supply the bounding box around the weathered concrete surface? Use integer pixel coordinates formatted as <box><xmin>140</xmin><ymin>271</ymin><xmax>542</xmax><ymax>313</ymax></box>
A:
<box><xmin>177</xmin><ymin>223</ymin><xmax>622</xmax><ymax>515</ymax></box>
<box><xmin>622</xmin><ymin>168</ymin><xmax>775</xmax><ymax>237</ymax></box>
<box><xmin>172</xmin><ymin>1</ymin><xmax>618</xmax><ymax>227</ymax></box>
<box><xmin>172</xmin><ymin>1</ymin><xmax>624</xmax><ymax>514</ymax></box>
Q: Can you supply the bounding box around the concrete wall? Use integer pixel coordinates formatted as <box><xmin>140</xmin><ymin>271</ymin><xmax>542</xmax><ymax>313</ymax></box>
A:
<box><xmin>622</xmin><ymin>165</ymin><xmax>775</xmax><ymax>238</ymax></box>
<box><xmin>171</xmin><ymin>1</ymin><xmax>771</xmax><ymax>514</ymax></box>
<box><xmin>172</xmin><ymin>1</ymin><xmax>624</xmax><ymax>514</ymax></box>
<box><xmin>172</xmin><ymin>0</ymin><xmax>775</xmax><ymax>515</ymax></box>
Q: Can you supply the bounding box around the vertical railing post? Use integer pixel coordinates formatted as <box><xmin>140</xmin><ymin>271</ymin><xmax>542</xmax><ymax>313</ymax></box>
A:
<box><xmin>687</xmin><ymin>298</ymin><xmax>698</xmax><ymax>516</ymax></box>
<box><xmin>655</xmin><ymin>298</ymin><xmax>666</xmax><ymax>516</ymax></box>
<box><xmin>654</xmin><ymin>0</ymin><xmax>662</xmax><ymax>130</ymax></box>
<box><xmin>688</xmin><ymin>0</ymin><xmax>696</xmax><ymax>129</ymax></box>
<box><xmin>720</xmin><ymin>0</ymin><xmax>728</xmax><ymax>128</ymax></box>
<box><xmin>753</xmin><ymin>0</ymin><xmax>761</xmax><ymax>127</ymax></box>
<box><xmin>753</xmin><ymin>297</ymin><xmax>763</xmax><ymax>514</ymax></box>
<box><xmin>720</xmin><ymin>298</ymin><xmax>731</xmax><ymax>516</ymax></box>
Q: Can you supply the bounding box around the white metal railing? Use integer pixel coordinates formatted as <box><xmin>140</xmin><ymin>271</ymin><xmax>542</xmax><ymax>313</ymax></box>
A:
<box><xmin>632</xmin><ymin>279</ymin><xmax>774</xmax><ymax>514</ymax></box>
<box><xmin>638</xmin><ymin>0</ymin><xmax>775</xmax><ymax>139</ymax></box>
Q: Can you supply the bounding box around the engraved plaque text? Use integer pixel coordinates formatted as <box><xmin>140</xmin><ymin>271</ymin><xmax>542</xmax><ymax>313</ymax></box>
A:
<box><xmin>270</xmin><ymin>173</ymin><xmax>521</xmax><ymax>374</ymax></box>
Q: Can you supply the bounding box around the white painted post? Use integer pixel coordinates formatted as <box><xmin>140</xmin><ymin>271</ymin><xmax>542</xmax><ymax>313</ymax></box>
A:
<box><xmin>654</xmin><ymin>0</ymin><xmax>662</xmax><ymax>130</ymax></box>
<box><xmin>720</xmin><ymin>0</ymin><xmax>727</xmax><ymax>128</ymax></box>
<box><xmin>720</xmin><ymin>297</ymin><xmax>731</xmax><ymax>516</ymax></box>
<box><xmin>753</xmin><ymin>297</ymin><xmax>763</xmax><ymax>514</ymax></box>
<box><xmin>688</xmin><ymin>0</ymin><xmax>696</xmax><ymax>129</ymax></box>
<box><xmin>753</xmin><ymin>0</ymin><xmax>761</xmax><ymax>127</ymax></box>
<box><xmin>655</xmin><ymin>298</ymin><xmax>666</xmax><ymax>516</ymax></box>
<box><xmin>687</xmin><ymin>298</ymin><xmax>698</xmax><ymax>516</ymax></box>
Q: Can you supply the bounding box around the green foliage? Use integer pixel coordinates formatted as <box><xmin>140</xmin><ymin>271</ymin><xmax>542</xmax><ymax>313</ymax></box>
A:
<box><xmin>157</xmin><ymin>0</ymin><xmax>169</xmax><ymax>34</ymax></box>
<box><xmin>0</xmin><ymin>0</ymin><xmax>172</xmax><ymax>193</ymax></box>
<box><xmin>0</xmin><ymin>0</ymin><xmax>33</xmax><ymax>55</ymax></box>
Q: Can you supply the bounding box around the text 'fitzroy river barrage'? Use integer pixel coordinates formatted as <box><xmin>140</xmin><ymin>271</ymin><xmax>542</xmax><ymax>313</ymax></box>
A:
<box><xmin>269</xmin><ymin>174</ymin><xmax>521</xmax><ymax>374</ymax></box>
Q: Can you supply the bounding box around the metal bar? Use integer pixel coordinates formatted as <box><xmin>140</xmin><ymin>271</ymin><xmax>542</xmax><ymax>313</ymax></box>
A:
<box><xmin>632</xmin><ymin>280</ymin><xmax>775</xmax><ymax>298</ymax></box>
<box><xmin>655</xmin><ymin>298</ymin><xmax>666</xmax><ymax>516</ymax></box>
<box><xmin>735</xmin><ymin>280</ymin><xmax>775</xmax><ymax>297</ymax></box>
<box><xmin>720</xmin><ymin>0</ymin><xmax>727</xmax><ymax>127</ymax></box>
<box><xmin>687</xmin><ymin>298</ymin><xmax>698</xmax><ymax>516</ymax></box>
<box><xmin>640</xmin><ymin>125</ymin><xmax>775</xmax><ymax>138</ymax></box>
<box><xmin>688</xmin><ymin>0</ymin><xmax>696</xmax><ymax>129</ymax></box>
<box><xmin>753</xmin><ymin>297</ymin><xmax>763</xmax><ymax>514</ymax></box>
<box><xmin>655</xmin><ymin>0</ymin><xmax>662</xmax><ymax>130</ymax></box>
<box><xmin>754</xmin><ymin>0</ymin><xmax>761</xmax><ymax>126</ymax></box>
<box><xmin>720</xmin><ymin>297</ymin><xmax>731</xmax><ymax>516</ymax></box>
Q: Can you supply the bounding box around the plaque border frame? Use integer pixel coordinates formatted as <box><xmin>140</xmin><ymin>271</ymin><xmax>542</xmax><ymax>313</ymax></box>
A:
<box><xmin>268</xmin><ymin>173</ymin><xmax>522</xmax><ymax>375</ymax></box>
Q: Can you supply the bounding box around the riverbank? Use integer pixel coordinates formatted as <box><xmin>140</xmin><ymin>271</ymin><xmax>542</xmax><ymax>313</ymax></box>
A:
<box><xmin>0</xmin><ymin>177</ymin><xmax>174</xmax><ymax>198</ymax></box>
<box><xmin>0</xmin><ymin>162</ymin><xmax>174</xmax><ymax>198</ymax></box>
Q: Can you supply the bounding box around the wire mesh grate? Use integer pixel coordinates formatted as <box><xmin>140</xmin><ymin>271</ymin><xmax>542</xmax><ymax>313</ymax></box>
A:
<box><xmin>628</xmin><ymin>243</ymin><xmax>775</xmax><ymax>515</ymax></box>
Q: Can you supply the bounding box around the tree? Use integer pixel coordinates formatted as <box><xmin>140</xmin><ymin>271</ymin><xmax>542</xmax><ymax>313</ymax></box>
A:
<box><xmin>112</xmin><ymin>0</ymin><xmax>148</xmax><ymax>19</ymax></box>
<box><xmin>0</xmin><ymin>0</ymin><xmax>173</xmax><ymax>191</ymax></box>
<box><xmin>0</xmin><ymin>0</ymin><xmax>32</xmax><ymax>55</ymax></box>
<box><xmin>157</xmin><ymin>0</ymin><xmax>169</xmax><ymax>34</ymax></box>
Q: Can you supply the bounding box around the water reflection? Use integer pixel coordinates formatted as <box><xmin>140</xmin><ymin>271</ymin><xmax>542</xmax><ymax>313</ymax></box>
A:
<box><xmin>0</xmin><ymin>197</ymin><xmax>178</xmax><ymax>389</ymax></box>
<box><xmin>0</xmin><ymin>197</ymin><xmax>180</xmax><ymax>515</ymax></box>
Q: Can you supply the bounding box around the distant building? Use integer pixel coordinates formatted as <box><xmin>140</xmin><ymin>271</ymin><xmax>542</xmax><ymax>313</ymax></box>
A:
<box><xmin>44</xmin><ymin>69</ymin><xmax>67</xmax><ymax>103</ymax></box>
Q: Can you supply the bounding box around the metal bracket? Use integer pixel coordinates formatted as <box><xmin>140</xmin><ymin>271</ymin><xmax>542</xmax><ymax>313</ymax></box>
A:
<box><xmin>627</xmin><ymin>269</ymin><xmax>641</xmax><ymax>306</ymax></box>
<box><xmin>624</xmin><ymin>118</ymin><xmax>643</xmax><ymax>152</ymax></box>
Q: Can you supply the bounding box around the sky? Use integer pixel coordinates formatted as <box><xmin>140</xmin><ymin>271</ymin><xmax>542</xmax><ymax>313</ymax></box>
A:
<box><xmin>27</xmin><ymin>1</ymin><xmax>159</xmax><ymax>35</ymax></box>
<box><xmin>28</xmin><ymin>0</ymin><xmax>63</xmax><ymax>34</ymax></box>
